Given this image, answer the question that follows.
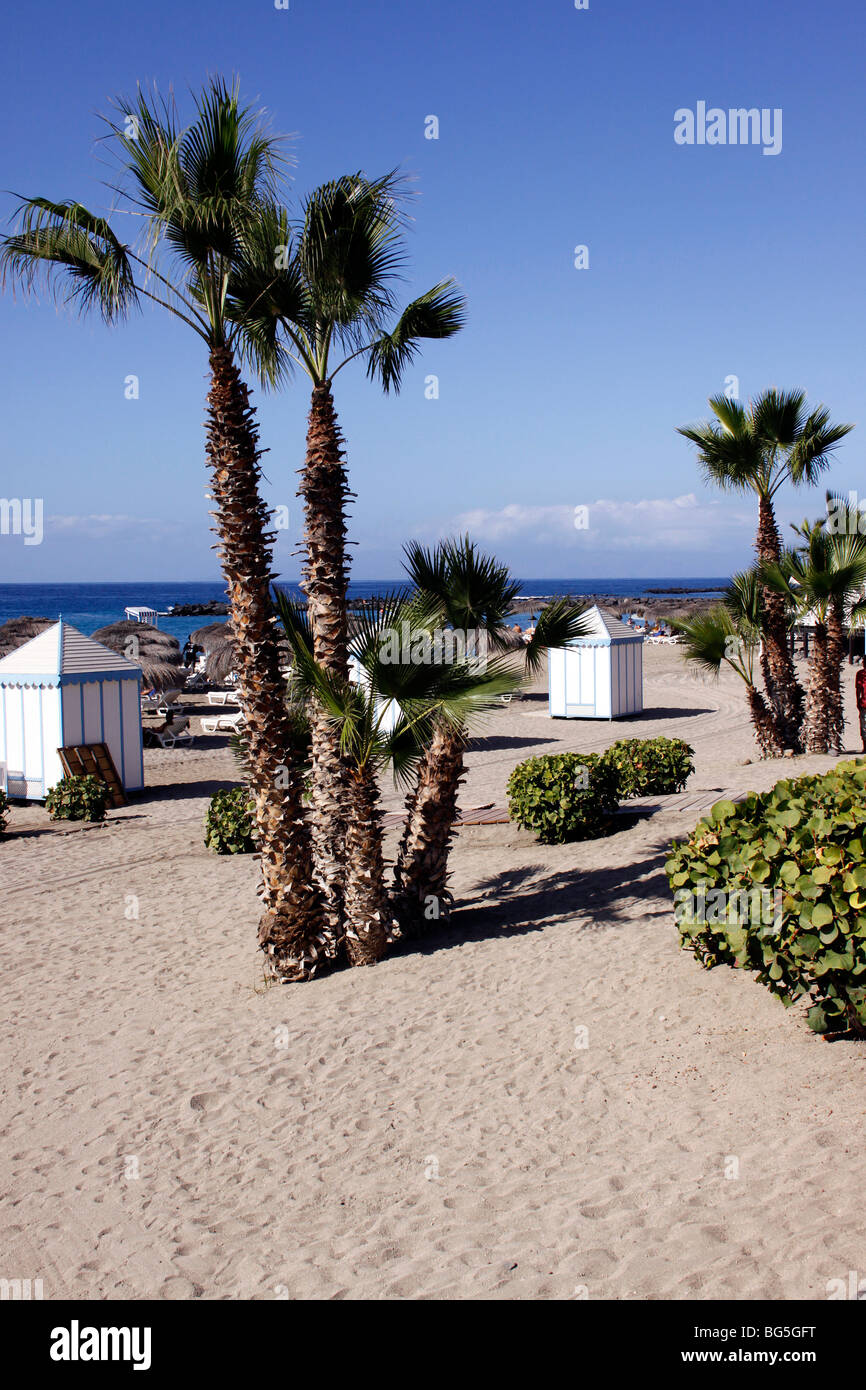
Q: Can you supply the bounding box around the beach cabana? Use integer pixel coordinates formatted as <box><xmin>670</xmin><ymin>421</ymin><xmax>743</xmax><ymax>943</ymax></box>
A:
<box><xmin>548</xmin><ymin>605</ymin><xmax>643</xmax><ymax>719</ymax></box>
<box><xmin>0</xmin><ymin>621</ymin><xmax>144</xmax><ymax>799</ymax></box>
<box><xmin>125</xmin><ymin>606</ymin><xmax>158</xmax><ymax>626</ymax></box>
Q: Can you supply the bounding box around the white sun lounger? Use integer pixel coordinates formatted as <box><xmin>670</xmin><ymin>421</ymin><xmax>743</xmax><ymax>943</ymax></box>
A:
<box><xmin>148</xmin><ymin>718</ymin><xmax>195</xmax><ymax>749</ymax></box>
<box><xmin>207</xmin><ymin>689</ymin><xmax>242</xmax><ymax>706</ymax></box>
<box><xmin>201</xmin><ymin>709</ymin><xmax>245</xmax><ymax>736</ymax></box>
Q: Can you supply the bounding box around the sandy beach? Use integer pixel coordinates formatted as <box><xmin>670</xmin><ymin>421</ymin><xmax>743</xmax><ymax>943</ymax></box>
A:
<box><xmin>2</xmin><ymin>644</ymin><xmax>865</xmax><ymax>1301</ymax></box>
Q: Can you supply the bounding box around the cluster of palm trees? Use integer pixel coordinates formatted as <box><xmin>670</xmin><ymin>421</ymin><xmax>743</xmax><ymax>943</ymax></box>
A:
<box><xmin>675</xmin><ymin>390</ymin><xmax>858</xmax><ymax>757</ymax></box>
<box><xmin>1</xmin><ymin>77</ymin><xmax>587</xmax><ymax>981</ymax></box>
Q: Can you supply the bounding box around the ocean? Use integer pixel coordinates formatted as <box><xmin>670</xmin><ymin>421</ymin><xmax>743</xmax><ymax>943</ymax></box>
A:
<box><xmin>0</xmin><ymin>578</ymin><xmax>729</xmax><ymax>646</ymax></box>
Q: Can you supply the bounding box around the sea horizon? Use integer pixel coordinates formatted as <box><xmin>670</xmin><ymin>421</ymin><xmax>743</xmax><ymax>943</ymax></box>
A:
<box><xmin>0</xmin><ymin>577</ymin><xmax>730</xmax><ymax>647</ymax></box>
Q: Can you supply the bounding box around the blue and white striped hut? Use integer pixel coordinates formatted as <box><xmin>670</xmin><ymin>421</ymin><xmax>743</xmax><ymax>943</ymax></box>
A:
<box><xmin>548</xmin><ymin>605</ymin><xmax>643</xmax><ymax>720</ymax></box>
<box><xmin>0</xmin><ymin>621</ymin><xmax>144</xmax><ymax>799</ymax></box>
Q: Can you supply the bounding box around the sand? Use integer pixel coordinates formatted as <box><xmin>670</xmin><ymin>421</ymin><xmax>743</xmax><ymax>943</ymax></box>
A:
<box><xmin>2</xmin><ymin>645</ymin><xmax>866</xmax><ymax>1301</ymax></box>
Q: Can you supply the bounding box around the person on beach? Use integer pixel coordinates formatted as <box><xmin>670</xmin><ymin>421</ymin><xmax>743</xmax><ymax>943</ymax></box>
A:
<box><xmin>856</xmin><ymin>656</ymin><xmax>866</xmax><ymax>752</ymax></box>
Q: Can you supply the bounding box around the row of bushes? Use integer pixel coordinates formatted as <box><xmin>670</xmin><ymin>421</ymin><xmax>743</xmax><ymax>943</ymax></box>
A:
<box><xmin>507</xmin><ymin>737</ymin><xmax>694</xmax><ymax>844</ymax></box>
<box><xmin>666</xmin><ymin>759</ymin><xmax>866</xmax><ymax>1036</ymax></box>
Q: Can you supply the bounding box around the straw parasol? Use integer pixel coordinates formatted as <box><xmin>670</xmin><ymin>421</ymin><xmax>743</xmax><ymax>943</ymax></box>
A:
<box><xmin>189</xmin><ymin>621</ymin><xmax>237</xmax><ymax>684</ymax></box>
<box><xmin>189</xmin><ymin>621</ymin><xmax>232</xmax><ymax>648</ymax></box>
<box><xmin>91</xmin><ymin>620</ymin><xmax>186</xmax><ymax>692</ymax></box>
<box><xmin>0</xmin><ymin>616</ymin><xmax>54</xmax><ymax>661</ymax></box>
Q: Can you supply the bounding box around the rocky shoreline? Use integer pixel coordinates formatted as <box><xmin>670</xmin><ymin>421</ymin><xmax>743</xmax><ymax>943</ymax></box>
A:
<box><xmin>508</xmin><ymin>592</ymin><xmax>718</xmax><ymax>621</ymax></box>
<box><xmin>170</xmin><ymin>591</ymin><xmax>720</xmax><ymax>622</ymax></box>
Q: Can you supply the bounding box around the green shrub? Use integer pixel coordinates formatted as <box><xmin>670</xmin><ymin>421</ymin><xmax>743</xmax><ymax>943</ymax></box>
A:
<box><xmin>507</xmin><ymin>752</ymin><xmax>620</xmax><ymax>844</ymax></box>
<box><xmin>205</xmin><ymin>787</ymin><xmax>257</xmax><ymax>854</ymax></box>
<box><xmin>45</xmin><ymin>774</ymin><xmax>108</xmax><ymax>822</ymax></box>
<box><xmin>0</xmin><ymin>788</ymin><xmax>8</xmax><ymax>835</ymax></box>
<box><xmin>666</xmin><ymin>759</ymin><xmax>866</xmax><ymax>1035</ymax></box>
<box><xmin>602</xmin><ymin>737</ymin><xmax>694</xmax><ymax>798</ymax></box>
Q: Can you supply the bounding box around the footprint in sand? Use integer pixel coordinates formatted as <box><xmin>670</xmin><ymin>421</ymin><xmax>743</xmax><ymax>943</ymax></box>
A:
<box><xmin>188</xmin><ymin>1091</ymin><xmax>227</xmax><ymax>1115</ymax></box>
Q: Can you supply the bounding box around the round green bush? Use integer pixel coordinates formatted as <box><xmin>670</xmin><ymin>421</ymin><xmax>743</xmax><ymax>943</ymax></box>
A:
<box><xmin>205</xmin><ymin>787</ymin><xmax>258</xmax><ymax>854</ymax></box>
<box><xmin>667</xmin><ymin>758</ymin><xmax>866</xmax><ymax>1035</ymax></box>
<box><xmin>45</xmin><ymin>774</ymin><xmax>108</xmax><ymax>822</ymax></box>
<box><xmin>602</xmin><ymin>737</ymin><xmax>694</xmax><ymax>799</ymax></box>
<box><xmin>507</xmin><ymin>751</ymin><xmax>620</xmax><ymax>844</ymax></box>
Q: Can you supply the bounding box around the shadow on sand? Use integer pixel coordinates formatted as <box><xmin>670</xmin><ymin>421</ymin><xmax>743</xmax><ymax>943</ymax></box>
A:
<box><xmin>392</xmin><ymin>830</ymin><xmax>675</xmax><ymax>959</ymax></box>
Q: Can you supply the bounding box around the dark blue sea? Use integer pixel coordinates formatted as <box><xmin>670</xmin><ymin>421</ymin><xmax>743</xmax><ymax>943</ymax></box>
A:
<box><xmin>0</xmin><ymin>578</ymin><xmax>729</xmax><ymax>646</ymax></box>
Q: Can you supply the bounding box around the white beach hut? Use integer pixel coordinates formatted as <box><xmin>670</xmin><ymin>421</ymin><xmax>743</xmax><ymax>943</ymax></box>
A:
<box><xmin>0</xmin><ymin>621</ymin><xmax>144</xmax><ymax>799</ymax></box>
<box><xmin>347</xmin><ymin>655</ymin><xmax>401</xmax><ymax>733</ymax></box>
<box><xmin>548</xmin><ymin>605</ymin><xmax>643</xmax><ymax>719</ymax></box>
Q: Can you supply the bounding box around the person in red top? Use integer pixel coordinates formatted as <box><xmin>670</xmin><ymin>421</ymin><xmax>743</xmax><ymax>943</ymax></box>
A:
<box><xmin>856</xmin><ymin>657</ymin><xmax>866</xmax><ymax>751</ymax></box>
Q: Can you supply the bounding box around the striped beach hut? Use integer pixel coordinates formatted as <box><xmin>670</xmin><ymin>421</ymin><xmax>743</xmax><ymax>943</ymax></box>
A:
<box><xmin>548</xmin><ymin>605</ymin><xmax>643</xmax><ymax>719</ymax></box>
<box><xmin>0</xmin><ymin>621</ymin><xmax>144</xmax><ymax>799</ymax></box>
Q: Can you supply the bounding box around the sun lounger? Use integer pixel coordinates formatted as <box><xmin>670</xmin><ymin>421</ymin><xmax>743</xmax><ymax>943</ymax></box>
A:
<box><xmin>157</xmin><ymin>690</ymin><xmax>186</xmax><ymax>715</ymax></box>
<box><xmin>207</xmin><ymin>689</ymin><xmax>242</xmax><ymax>706</ymax></box>
<box><xmin>201</xmin><ymin>709</ymin><xmax>245</xmax><ymax>736</ymax></box>
<box><xmin>145</xmin><ymin>717</ymin><xmax>195</xmax><ymax>749</ymax></box>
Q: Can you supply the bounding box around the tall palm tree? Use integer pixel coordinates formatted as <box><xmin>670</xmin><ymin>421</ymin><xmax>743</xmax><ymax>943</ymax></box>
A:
<box><xmin>278</xmin><ymin>590</ymin><xmax>520</xmax><ymax>963</ymax></box>
<box><xmin>0</xmin><ymin>81</ymin><xmax>325</xmax><ymax>979</ymax></box>
<box><xmin>677</xmin><ymin>389</ymin><xmax>854</xmax><ymax>751</ymax></box>
<box><xmin>672</xmin><ymin>570</ymin><xmax>782</xmax><ymax>757</ymax></box>
<box><xmin>762</xmin><ymin>526</ymin><xmax>866</xmax><ymax>754</ymax></box>
<box><xmin>228</xmin><ymin>177</ymin><xmax>467</xmax><ymax>942</ymax></box>
<box><xmin>392</xmin><ymin>538</ymin><xmax>590</xmax><ymax>935</ymax></box>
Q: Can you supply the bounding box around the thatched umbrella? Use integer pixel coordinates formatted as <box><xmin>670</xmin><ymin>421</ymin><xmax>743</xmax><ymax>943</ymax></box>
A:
<box><xmin>189</xmin><ymin>620</ymin><xmax>237</xmax><ymax>684</ymax></box>
<box><xmin>189</xmin><ymin>620</ymin><xmax>232</xmax><ymax>649</ymax></box>
<box><xmin>0</xmin><ymin>615</ymin><xmax>56</xmax><ymax>661</ymax></box>
<box><xmin>205</xmin><ymin>640</ymin><xmax>237</xmax><ymax>684</ymax></box>
<box><xmin>92</xmin><ymin>620</ymin><xmax>186</xmax><ymax>692</ymax></box>
<box><xmin>493</xmin><ymin>624</ymin><xmax>527</xmax><ymax>652</ymax></box>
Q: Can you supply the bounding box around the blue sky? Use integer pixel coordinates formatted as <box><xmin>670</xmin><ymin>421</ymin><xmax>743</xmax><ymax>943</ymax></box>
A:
<box><xmin>1</xmin><ymin>0</ymin><xmax>863</xmax><ymax>583</ymax></box>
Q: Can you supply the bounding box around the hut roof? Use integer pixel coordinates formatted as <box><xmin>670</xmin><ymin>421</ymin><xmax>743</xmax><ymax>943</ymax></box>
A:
<box><xmin>0</xmin><ymin>621</ymin><xmax>143</xmax><ymax>686</ymax></box>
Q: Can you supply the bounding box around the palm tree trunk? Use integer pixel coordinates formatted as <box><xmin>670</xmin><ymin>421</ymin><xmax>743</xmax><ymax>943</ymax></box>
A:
<box><xmin>746</xmin><ymin>683</ymin><xmax>784</xmax><ymax>758</ymax></box>
<box><xmin>343</xmin><ymin>770</ymin><xmax>390</xmax><ymax>966</ymax></box>
<box><xmin>802</xmin><ymin>623</ymin><xmax>832</xmax><ymax>754</ymax></box>
<box><xmin>391</xmin><ymin>718</ymin><xmax>466</xmax><ymax>936</ymax></box>
<box><xmin>206</xmin><ymin>345</ymin><xmax>325</xmax><ymax>981</ymax></box>
<box><xmin>299</xmin><ymin>380</ymin><xmax>353</xmax><ymax>950</ymax></box>
<box><xmin>757</xmin><ymin>494</ymin><xmax>804</xmax><ymax>750</ymax></box>
<box><xmin>826</xmin><ymin>600</ymin><xmax>847</xmax><ymax>753</ymax></box>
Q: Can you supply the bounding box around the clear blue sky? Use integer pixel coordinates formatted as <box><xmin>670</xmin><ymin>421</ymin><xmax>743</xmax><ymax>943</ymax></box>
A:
<box><xmin>1</xmin><ymin>0</ymin><xmax>863</xmax><ymax>583</ymax></box>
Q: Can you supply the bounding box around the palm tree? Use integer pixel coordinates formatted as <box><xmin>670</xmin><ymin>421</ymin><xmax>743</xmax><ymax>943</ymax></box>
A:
<box><xmin>672</xmin><ymin>570</ymin><xmax>783</xmax><ymax>758</ymax></box>
<box><xmin>762</xmin><ymin>525</ymin><xmax>866</xmax><ymax>754</ymax></box>
<box><xmin>228</xmin><ymin>177</ymin><xmax>467</xmax><ymax>942</ymax></box>
<box><xmin>277</xmin><ymin>590</ymin><xmax>520</xmax><ymax>963</ymax></box>
<box><xmin>392</xmin><ymin>538</ymin><xmax>590</xmax><ymax>935</ymax></box>
<box><xmin>677</xmin><ymin>390</ymin><xmax>854</xmax><ymax>751</ymax></box>
<box><xmin>0</xmin><ymin>80</ymin><xmax>326</xmax><ymax>978</ymax></box>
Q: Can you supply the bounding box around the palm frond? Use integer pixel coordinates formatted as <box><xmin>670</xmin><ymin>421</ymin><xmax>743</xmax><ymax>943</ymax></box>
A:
<box><xmin>671</xmin><ymin>606</ymin><xmax>756</xmax><ymax>685</ymax></box>
<box><xmin>524</xmin><ymin>598</ymin><xmax>592</xmax><ymax>676</ymax></box>
<box><xmin>1</xmin><ymin>197</ymin><xmax>139</xmax><ymax>321</ymax></box>
<box><xmin>366</xmin><ymin>279</ymin><xmax>467</xmax><ymax>393</ymax></box>
<box><xmin>297</xmin><ymin>171</ymin><xmax>410</xmax><ymax>342</ymax></box>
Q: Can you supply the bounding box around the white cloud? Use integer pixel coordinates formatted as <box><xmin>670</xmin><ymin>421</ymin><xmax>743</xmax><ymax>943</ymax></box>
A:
<box><xmin>436</xmin><ymin>494</ymin><xmax>756</xmax><ymax>552</ymax></box>
<box><xmin>46</xmin><ymin>513</ymin><xmax>192</xmax><ymax>539</ymax></box>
